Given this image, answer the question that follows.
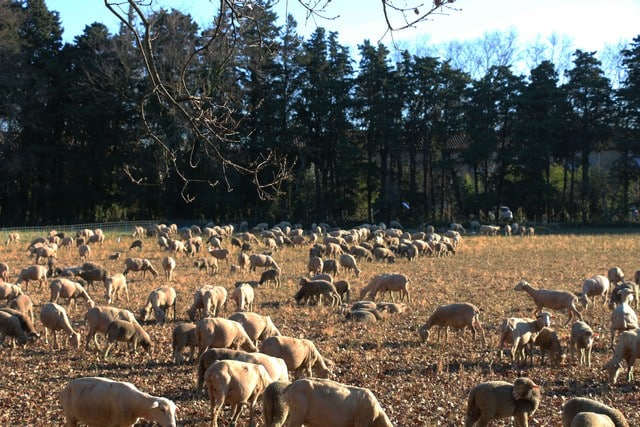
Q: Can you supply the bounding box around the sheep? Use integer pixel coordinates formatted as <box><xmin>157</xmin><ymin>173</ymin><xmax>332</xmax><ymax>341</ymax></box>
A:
<box><xmin>78</xmin><ymin>244</ymin><xmax>91</xmax><ymax>262</ymax></box>
<box><xmin>228</xmin><ymin>312</ymin><xmax>281</xmax><ymax>343</ymax></box>
<box><xmin>132</xmin><ymin>226</ymin><xmax>145</xmax><ymax>238</ymax></box>
<box><xmin>562</xmin><ymin>397</ymin><xmax>629</xmax><ymax>427</ymax></box>
<box><xmin>84</xmin><ymin>305</ymin><xmax>140</xmax><ymax>351</ymax></box>
<box><xmin>376</xmin><ymin>301</ymin><xmax>407</xmax><ymax>314</ymax></box>
<box><xmin>344</xmin><ymin>309</ymin><xmax>381</xmax><ymax>323</ymax></box>
<box><xmin>569</xmin><ymin>412</ymin><xmax>615</xmax><ymax>427</ymax></box>
<box><xmin>172</xmin><ymin>322</ymin><xmax>198</xmax><ymax>365</ymax></box>
<box><xmin>204</xmin><ymin>359</ymin><xmax>273</xmax><ymax>427</ymax></box>
<box><xmin>350</xmin><ymin>245</ymin><xmax>374</xmax><ymax>263</ymax></box>
<box><xmin>321</xmin><ymin>259</ymin><xmax>338</xmax><ymax>276</ymax></box>
<box><xmin>263</xmin><ymin>377</ymin><xmax>393</xmax><ymax>427</ymax></box>
<box><xmin>195</xmin><ymin>317</ymin><xmax>257</xmax><ymax>356</ymax></box>
<box><xmin>610</xmin><ymin>287</ymin><xmax>637</xmax><ymax>347</ymax></box>
<box><xmin>196</xmin><ymin>348</ymin><xmax>289</xmax><ymax>396</ymax></box>
<box><xmin>49</xmin><ymin>278</ymin><xmax>95</xmax><ymax>312</ymax></box>
<box><xmin>514</xmin><ymin>280</ymin><xmax>582</xmax><ymax>326</ymax></box>
<box><xmin>498</xmin><ymin>312</ymin><xmax>552</xmax><ymax>365</ymax></box>
<box><xmin>122</xmin><ymin>257</ymin><xmax>158</xmax><ymax>278</ymax></box>
<box><xmin>209</xmin><ymin>248</ymin><xmax>231</xmax><ymax>264</ymax></box>
<box><xmin>465</xmin><ymin>377</ymin><xmax>542</xmax><ymax>427</ymax></box>
<box><xmin>232</xmin><ymin>282</ymin><xmax>255</xmax><ymax>312</ymax></box>
<box><xmin>338</xmin><ymin>253</ymin><xmax>361</xmax><ymax>277</ymax></box>
<box><xmin>104</xmin><ymin>273</ymin><xmax>129</xmax><ymax>304</ymax></box>
<box><xmin>87</xmin><ymin>233</ymin><xmax>104</xmax><ymax>246</ymax></box>
<box><xmin>310</xmin><ymin>273</ymin><xmax>333</xmax><ymax>283</ymax></box>
<box><xmin>604</xmin><ymin>328</ymin><xmax>640</xmax><ymax>384</ymax></box>
<box><xmin>608</xmin><ymin>266</ymin><xmax>625</xmax><ymax>286</ymax></box>
<box><xmin>60</xmin><ymin>377</ymin><xmax>177</xmax><ymax>427</ymax></box>
<box><xmin>580</xmin><ymin>275</ymin><xmax>610</xmax><ymax>309</ymax></box>
<box><xmin>324</xmin><ymin>242</ymin><xmax>344</xmax><ymax>258</ymax></box>
<box><xmin>8</xmin><ymin>294</ymin><xmax>34</xmax><ymax>324</ymax></box>
<box><xmin>260</xmin><ymin>268</ymin><xmax>281</xmax><ymax>288</ymax></box>
<box><xmin>249</xmin><ymin>253</ymin><xmax>279</xmax><ymax>272</ymax></box>
<box><xmin>187</xmin><ymin>285</ymin><xmax>227</xmax><ymax>321</ymax></box>
<box><xmin>0</xmin><ymin>282</ymin><xmax>22</xmax><ymax>304</ymax></box>
<box><xmin>533</xmin><ymin>327</ymin><xmax>565</xmax><ymax>365</ymax></box>
<box><xmin>108</xmin><ymin>251</ymin><xmax>122</xmax><ymax>261</ymax></box>
<box><xmin>610</xmin><ymin>281</ymin><xmax>639</xmax><ymax>310</ymax></box>
<box><xmin>39</xmin><ymin>302</ymin><xmax>81</xmax><ymax>350</ymax></box>
<box><xmin>77</xmin><ymin>266</ymin><xmax>109</xmax><ymax>289</ymax></box>
<box><xmin>194</xmin><ymin>257</ymin><xmax>219</xmax><ymax>275</ymax></box>
<box><xmin>294</xmin><ymin>277</ymin><xmax>341</xmax><ymax>307</ymax></box>
<box><xmin>570</xmin><ymin>320</ymin><xmax>597</xmax><ymax>367</ymax></box>
<box><xmin>161</xmin><ymin>256</ymin><xmax>177</xmax><ymax>280</ymax></box>
<box><xmin>0</xmin><ymin>307</ymin><xmax>39</xmax><ymax>341</ymax></box>
<box><xmin>16</xmin><ymin>264</ymin><xmax>48</xmax><ymax>291</ymax></box>
<box><xmin>140</xmin><ymin>286</ymin><xmax>177</xmax><ymax>324</ymax></box>
<box><xmin>237</xmin><ymin>251</ymin><xmax>250</xmax><ymax>272</ymax></box>
<box><xmin>102</xmin><ymin>319</ymin><xmax>153</xmax><ymax>359</ymax></box>
<box><xmin>359</xmin><ymin>273</ymin><xmax>410</xmax><ymax>303</ymax></box>
<box><xmin>0</xmin><ymin>310</ymin><xmax>30</xmax><ymax>347</ymax></box>
<box><xmin>0</xmin><ymin>262</ymin><xmax>9</xmax><ymax>281</ymax></box>
<box><xmin>418</xmin><ymin>303</ymin><xmax>486</xmax><ymax>346</ymax></box>
<box><xmin>5</xmin><ymin>232</ymin><xmax>19</xmax><ymax>245</ymax></box>
<box><xmin>334</xmin><ymin>279</ymin><xmax>351</xmax><ymax>303</ymax></box>
<box><xmin>259</xmin><ymin>335</ymin><xmax>332</xmax><ymax>379</ymax></box>
<box><xmin>373</xmin><ymin>247</ymin><xmax>395</xmax><ymax>263</ymax></box>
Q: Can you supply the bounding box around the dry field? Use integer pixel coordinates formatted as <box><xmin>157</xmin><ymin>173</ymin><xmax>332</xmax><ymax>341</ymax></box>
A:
<box><xmin>1</xmin><ymin>228</ymin><xmax>640</xmax><ymax>426</ymax></box>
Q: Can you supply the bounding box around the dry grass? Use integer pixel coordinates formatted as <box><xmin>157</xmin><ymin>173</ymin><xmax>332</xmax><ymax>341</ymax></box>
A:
<box><xmin>1</xmin><ymin>230</ymin><xmax>640</xmax><ymax>425</ymax></box>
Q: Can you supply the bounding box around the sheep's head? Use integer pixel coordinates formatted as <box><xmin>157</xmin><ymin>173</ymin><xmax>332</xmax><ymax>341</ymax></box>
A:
<box><xmin>418</xmin><ymin>325</ymin><xmax>430</xmax><ymax>342</ymax></box>
<box><xmin>604</xmin><ymin>360</ymin><xmax>622</xmax><ymax>384</ymax></box>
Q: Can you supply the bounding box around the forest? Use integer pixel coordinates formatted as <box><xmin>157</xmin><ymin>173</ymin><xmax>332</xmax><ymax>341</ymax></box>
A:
<box><xmin>1</xmin><ymin>0</ymin><xmax>640</xmax><ymax>228</ymax></box>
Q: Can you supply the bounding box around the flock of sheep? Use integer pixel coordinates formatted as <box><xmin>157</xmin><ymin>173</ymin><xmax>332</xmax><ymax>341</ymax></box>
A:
<box><xmin>0</xmin><ymin>222</ymin><xmax>636</xmax><ymax>426</ymax></box>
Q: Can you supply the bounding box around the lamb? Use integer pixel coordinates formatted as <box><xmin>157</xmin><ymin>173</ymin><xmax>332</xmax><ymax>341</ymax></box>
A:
<box><xmin>338</xmin><ymin>253</ymin><xmax>361</xmax><ymax>277</ymax></box>
<box><xmin>161</xmin><ymin>256</ymin><xmax>177</xmax><ymax>281</ymax></box>
<box><xmin>104</xmin><ymin>273</ymin><xmax>129</xmax><ymax>304</ymax></box>
<box><xmin>228</xmin><ymin>312</ymin><xmax>281</xmax><ymax>343</ymax></box>
<box><xmin>0</xmin><ymin>281</ymin><xmax>22</xmax><ymax>304</ymax></box>
<box><xmin>232</xmin><ymin>282</ymin><xmax>255</xmax><ymax>312</ymax></box>
<box><xmin>60</xmin><ymin>377</ymin><xmax>176</xmax><ymax>427</ymax></box>
<box><xmin>204</xmin><ymin>359</ymin><xmax>273</xmax><ymax>427</ymax></box>
<box><xmin>604</xmin><ymin>328</ymin><xmax>640</xmax><ymax>384</ymax></box>
<box><xmin>195</xmin><ymin>317</ymin><xmax>257</xmax><ymax>356</ymax></box>
<box><xmin>294</xmin><ymin>277</ymin><xmax>341</xmax><ymax>307</ymax></box>
<box><xmin>172</xmin><ymin>322</ymin><xmax>198</xmax><ymax>365</ymax></box>
<box><xmin>359</xmin><ymin>273</ymin><xmax>411</xmax><ymax>303</ymax></box>
<box><xmin>260</xmin><ymin>268</ymin><xmax>282</xmax><ymax>288</ymax></box>
<box><xmin>194</xmin><ymin>257</ymin><xmax>219</xmax><ymax>275</ymax></box>
<box><xmin>580</xmin><ymin>275</ymin><xmax>610</xmax><ymax>309</ymax></box>
<box><xmin>84</xmin><ymin>305</ymin><xmax>140</xmax><ymax>351</ymax></box>
<box><xmin>263</xmin><ymin>377</ymin><xmax>392</xmax><ymax>427</ymax></box>
<box><xmin>187</xmin><ymin>285</ymin><xmax>227</xmax><ymax>320</ymax></box>
<box><xmin>16</xmin><ymin>264</ymin><xmax>48</xmax><ymax>291</ymax></box>
<box><xmin>465</xmin><ymin>377</ymin><xmax>541</xmax><ymax>427</ymax></box>
<box><xmin>49</xmin><ymin>278</ymin><xmax>95</xmax><ymax>312</ymax></box>
<box><xmin>562</xmin><ymin>397</ymin><xmax>629</xmax><ymax>427</ymax></box>
<box><xmin>39</xmin><ymin>302</ymin><xmax>81</xmax><ymax>350</ymax></box>
<box><xmin>610</xmin><ymin>287</ymin><xmax>637</xmax><ymax>347</ymax></box>
<box><xmin>514</xmin><ymin>280</ymin><xmax>582</xmax><ymax>326</ymax></box>
<box><xmin>103</xmin><ymin>319</ymin><xmax>153</xmax><ymax>359</ymax></box>
<box><xmin>122</xmin><ymin>257</ymin><xmax>158</xmax><ymax>278</ymax></box>
<box><xmin>570</xmin><ymin>320</ymin><xmax>597</xmax><ymax>367</ymax></box>
<box><xmin>608</xmin><ymin>266</ymin><xmax>625</xmax><ymax>286</ymax></box>
<box><xmin>196</xmin><ymin>348</ymin><xmax>289</xmax><ymax>395</ymax></box>
<box><xmin>498</xmin><ymin>312</ymin><xmax>552</xmax><ymax>365</ymax></box>
<box><xmin>249</xmin><ymin>253</ymin><xmax>279</xmax><ymax>272</ymax></box>
<box><xmin>8</xmin><ymin>294</ymin><xmax>34</xmax><ymax>324</ymax></box>
<box><xmin>419</xmin><ymin>303</ymin><xmax>486</xmax><ymax>345</ymax></box>
<box><xmin>0</xmin><ymin>310</ymin><xmax>30</xmax><ymax>347</ymax></box>
<box><xmin>140</xmin><ymin>286</ymin><xmax>177</xmax><ymax>324</ymax></box>
<box><xmin>533</xmin><ymin>327</ymin><xmax>565</xmax><ymax>365</ymax></box>
<box><xmin>259</xmin><ymin>335</ymin><xmax>332</xmax><ymax>379</ymax></box>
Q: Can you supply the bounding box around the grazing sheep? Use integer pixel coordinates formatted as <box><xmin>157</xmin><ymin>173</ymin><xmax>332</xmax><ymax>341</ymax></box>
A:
<box><xmin>570</xmin><ymin>320</ymin><xmax>597</xmax><ymax>367</ymax></box>
<box><xmin>533</xmin><ymin>327</ymin><xmax>565</xmax><ymax>365</ymax></box>
<box><xmin>209</xmin><ymin>248</ymin><xmax>231</xmax><ymax>264</ymax></box>
<box><xmin>84</xmin><ymin>305</ymin><xmax>140</xmax><ymax>351</ymax></box>
<box><xmin>604</xmin><ymin>328</ymin><xmax>640</xmax><ymax>384</ymax></box>
<box><xmin>108</xmin><ymin>251</ymin><xmax>122</xmax><ymax>261</ymax></box>
<box><xmin>132</xmin><ymin>226</ymin><xmax>145</xmax><ymax>238</ymax></box>
<box><xmin>232</xmin><ymin>283</ymin><xmax>255</xmax><ymax>312</ymax></box>
<box><xmin>259</xmin><ymin>335</ymin><xmax>332</xmax><ymax>379</ymax></box>
<box><xmin>8</xmin><ymin>294</ymin><xmax>33</xmax><ymax>324</ymax></box>
<box><xmin>260</xmin><ymin>268</ymin><xmax>281</xmax><ymax>288</ymax></box>
<box><xmin>359</xmin><ymin>273</ymin><xmax>411</xmax><ymax>303</ymax></box>
<box><xmin>0</xmin><ymin>310</ymin><xmax>30</xmax><ymax>346</ymax></box>
<box><xmin>610</xmin><ymin>281</ymin><xmax>640</xmax><ymax>310</ymax></box>
<box><xmin>0</xmin><ymin>282</ymin><xmax>22</xmax><ymax>304</ymax></box>
<box><xmin>49</xmin><ymin>278</ymin><xmax>95</xmax><ymax>312</ymax></box>
<box><xmin>562</xmin><ymin>397</ymin><xmax>629</xmax><ymax>427</ymax></box>
<box><xmin>514</xmin><ymin>280</ymin><xmax>582</xmax><ymax>326</ymax></box>
<box><xmin>77</xmin><ymin>267</ymin><xmax>109</xmax><ymax>290</ymax></box>
<box><xmin>16</xmin><ymin>264</ymin><xmax>48</xmax><ymax>291</ymax></box>
<box><xmin>465</xmin><ymin>377</ymin><xmax>542</xmax><ymax>427</ymax></box>
<box><xmin>294</xmin><ymin>277</ymin><xmax>341</xmax><ymax>307</ymax></box>
<box><xmin>161</xmin><ymin>256</ymin><xmax>177</xmax><ymax>280</ymax></box>
<box><xmin>103</xmin><ymin>319</ymin><xmax>153</xmax><ymax>359</ymax></box>
<box><xmin>39</xmin><ymin>302</ymin><xmax>81</xmax><ymax>350</ymax></box>
<box><xmin>310</xmin><ymin>273</ymin><xmax>333</xmax><ymax>283</ymax></box>
<box><xmin>307</xmin><ymin>256</ymin><xmax>323</xmax><ymax>276</ymax></box>
<box><xmin>610</xmin><ymin>287</ymin><xmax>637</xmax><ymax>347</ymax></box>
<box><xmin>187</xmin><ymin>285</ymin><xmax>227</xmax><ymax>321</ymax></box>
<box><xmin>334</xmin><ymin>279</ymin><xmax>351</xmax><ymax>303</ymax></box>
<box><xmin>140</xmin><ymin>286</ymin><xmax>177</xmax><ymax>324</ymax></box>
<box><xmin>196</xmin><ymin>348</ymin><xmax>289</xmax><ymax>396</ymax></box>
<box><xmin>0</xmin><ymin>262</ymin><xmax>9</xmax><ymax>281</ymax></box>
<box><xmin>339</xmin><ymin>253</ymin><xmax>361</xmax><ymax>277</ymax></box>
<box><xmin>194</xmin><ymin>257</ymin><xmax>219</xmax><ymax>275</ymax></box>
<box><xmin>104</xmin><ymin>273</ymin><xmax>129</xmax><ymax>304</ymax></box>
<box><xmin>499</xmin><ymin>313</ymin><xmax>552</xmax><ymax>365</ymax></box>
<box><xmin>205</xmin><ymin>359</ymin><xmax>273</xmax><ymax>427</ymax></box>
<box><xmin>123</xmin><ymin>257</ymin><xmax>158</xmax><ymax>278</ymax></box>
<box><xmin>172</xmin><ymin>322</ymin><xmax>198</xmax><ymax>365</ymax></box>
<box><xmin>569</xmin><ymin>412</ymin><xmax>615</xmax><ymax>427</ymax></box>
<box><xmin>78</xmin><ymin>244</ymin><xmax>91</xmax><ymax>262</ymax></box>
<box><xmin>0</xmin><ymin>307</ymin><xmax>38</xmax><ymax>339</ymax></box>
<box><xmin>60</xmin><ymin>377</ymin><xmax>176</xmax><ymax>427</ymax></box>
<box><xmin>344</xmin><ymin>309</ymin><xmax>381</xmax><ymax>323</ymax></box>
<box><xmin>376</xmin><ymin>302</ymin><xmax>406</xmax><ymax>314</ymax></box>
<box><xmin>419</xmin><ymin>302</ymin><xmax>486</xmax><ymax>346</ymax></box>
<box><xmin>5</xmin><ymin>232</ymin><xmax>19</xmax><ymax>245</ymax></box>
<box><xmin>228</xmin><ymin>312</ymin><xmax>281</xmax><ymax>343</ymax></box>
<box><xmin>264</xmin><ymin>379</ymin><xmax>392</xmax><ymax>427</ymax></box>
<box><xmin>195</xmin><ymin>317</ymin><xmax>257</xmax><ymax>356</ymax></box>
<box><xmin>580</xmin><ymin>275</ymin><xmax>611</xmax><ymax>309</ymax></box>
<box><xmin>249</xmin><ymin>253</ymin><xmax>279</xmax><ymax>272</ymax></box>
<box><xmin>608</xmin><ymin>267</ymin><xmax>625</xmax><ymax>286</ymax></box>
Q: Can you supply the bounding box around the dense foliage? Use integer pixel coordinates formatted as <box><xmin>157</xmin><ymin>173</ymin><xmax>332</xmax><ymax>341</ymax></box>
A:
<box><xmin>1</xmin><ymin>0</ymin><xmax>640</xmax><ymax>227</ymax></box>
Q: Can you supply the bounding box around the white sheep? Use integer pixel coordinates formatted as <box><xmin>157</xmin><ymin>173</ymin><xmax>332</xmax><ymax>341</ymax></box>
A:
<box><xmin>60</xmin><ymin>377</ymin><xmax>176</xmax><ymax>427</ymax></box>
<box><xmin>84</xmin><ymin>305</ymin><xmax>140</xmax><ymax>351</ymax></box>
<box><xmin>514</xmin><ymin>280</ymin><xmax>582</xmax><ymax>326</ymax></box>
<box><xmin>195</xmin><ymin>317</ymin><xmax>257</xmax><ymax>356</ymax></box>
<box><xmin>570</xmin><ymin>320</ymin><xmax>597</xmax><ymax>367</ymax></box>
<box><xmin>465</xmin><ymin>377</ymin><xmax>542</xmax><ymax>427</ymax></box>
<box><xmin>205</xmin><ymin>359</ymin><xmax>272</xmax><ymax>427</ymax></box>
<box><xmin>359</xmin><ymin>273</ymin><xmax>410</xmax><ymax>303</ymax></box>
<box><xmin>39</xmin><ymin>302</ymin><xmax>81</xmax><ymax>350</ymax></box>
<box><xmin>227</xmin><ymin>311</ymin><xmax>281</xmax><ymax>343</ymax></box>
<box><xmin>263</xmin><ymin>377</ymin><xmax>393</xmax><ymax>427</ymax></box>
<box><xmin>562</xmin><ymin>397</ymin><xmax>629</xmax><ymax>427</ymax></box>
<box><xmin>498</xmin><ymin>312</ymin><xmax>552</xmax><ymax>365</ymax></box>
<box><xmin>8</xmin><ymin>294</ymin><xmax>34</xmax><ymax>324</ymax></box>
<box><xmin>5</xmin><ymin>232</ymin><xmax>19</xmax><ymax>245</ymax></box>
<box><xmin>604</xmin><ymin>328</ymin><xmax>640</xmax><ymax>384</ymax></box>
<box><xmin>249</xmin><ymin>253</ymin><xmax>279</xmax><ymax>272</ymax></box>
<box><xmin>104</xmin><ymin>273</ymin><xmax>129</xmax><ymax>304</ymax></box>
<box><xmin>259</xmin><ymin>335</ymin><xmax>332</xmax><ymax>379</ymax></box>
<box><xmin>161</xmin><ymin>256</ymin><xmax>177</xmax><ymax>280</ymax></box>
<box><xmin>0</xmin><ymin>262</ymin><xmax>9</xmax><ymax>281</ymax></box>
<box><xmin>418</xmin><ymin>302</ymin><xmax>485</xmax><ymax>346</ymax></box>
<box><xmin>209</xmin><ymin>248</ymin><xmax>231</xmax><ymax>264</ymax></box>
<box><xmin>172</xmin><ymin>321</ymin><xmax>198</xmax><ymax>365</ymax></box>
<box><xmin>259</xmin><ymin>268</ymin><xmax>281</xmax><ymax>288</ymax></box>
<box><xmin>49</xmin><ymin>278</ymin><xmax>95</xmax><ymax>312</ymax></box>
<box><xmin>232</xmin><ymin>283</ymin><xmax>255</xmax><ymax>312</ymax></box>
<box><xmin>608</xmin><ymin>266</ymin><xmax>625</xmax><ymax>286</ymax></box>
<box><xmin>122</xmin><ymin>257</ymin><xmax>158</xmax><ymax>278</ymax></box>
<box><xmin>580</xmin><ymin>275</ymin><xmax>610</xmax><ymax>309</ymax></box>
<box><xmin>294</xmin><ymin>277</ymin><xmax>341</xmax><ymax>307</ymax></box>
<box><xmin>78</xmin><ymin>244</ymin><xmax>91</xmax><ymax>262</ymax></box>
<box><xmin>0</xmin><ymin>282</ymin><xmax>23</xmax><ymax>304</ymax></box>
<box><xmin>140</xmin><ymin>286</ymin><xmax>177</xmax><ymax>324</ymax></box>
<box><xmin>16</xmin><ymin>264</ymin><xmax>48</xmax><ymax>291</ymax></box>
<box><xmin>610</xmin><ymin>287</ymin><xmax>638</xmax><ymax>347</ymax></box>
<box><xmin>194</xmin><ymin>257</ymin><xmax>219</xmax><ymax>275</ymax></box>
<box><xmin>187</xmin><ymin>285</ymin><xmax>227</xmax><ymax>321</ymax></box>
<box><xmin>533</xmin><ymin>327</ymin><xmax>564</xmax><ymax>365</ymax></box>
<box><xmin>103</xmin><ymin>319</ymin><xmax>153</xmax><ymax>360</ymax></box>
<box><xmin>338</xmin><ymin>253</ymin><xmax>361</xmax><ymax>277</ymax></box>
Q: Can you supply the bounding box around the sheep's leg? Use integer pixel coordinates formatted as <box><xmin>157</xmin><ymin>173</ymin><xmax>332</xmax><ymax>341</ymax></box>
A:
<box><xmin>43</xmin><ymin>327</ymin><xmax>50</xmax><ymax>346</ymax></box>
<box><xmin>103</xmin><ymin>341</ymin><xmax>114</xmax><ymax>360</ymax></box>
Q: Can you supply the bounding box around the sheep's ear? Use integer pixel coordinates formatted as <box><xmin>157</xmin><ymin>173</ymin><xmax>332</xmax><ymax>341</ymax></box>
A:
<box><xmin>593</xmin><ymin>333</ymin><xmax>600</xmax><ymax>338</ymax></box>
<box><xmin>150</xmin><ymin>400</ymin><xmax>159</xmax><ymax>409</ymax></box>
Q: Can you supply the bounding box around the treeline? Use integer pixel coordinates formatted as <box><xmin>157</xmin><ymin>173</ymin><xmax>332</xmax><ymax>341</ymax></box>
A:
<box><xmin>0</xmin><ymin>0</ymin><xmax>639</xmax><ymax>227</ymax></box>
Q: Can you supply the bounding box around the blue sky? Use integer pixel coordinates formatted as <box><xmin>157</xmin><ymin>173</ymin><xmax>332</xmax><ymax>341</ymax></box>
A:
<box><xmin>46</xmin><ymin>0</ymin><xmax>640</xmax><ymax>52</ymax></box>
